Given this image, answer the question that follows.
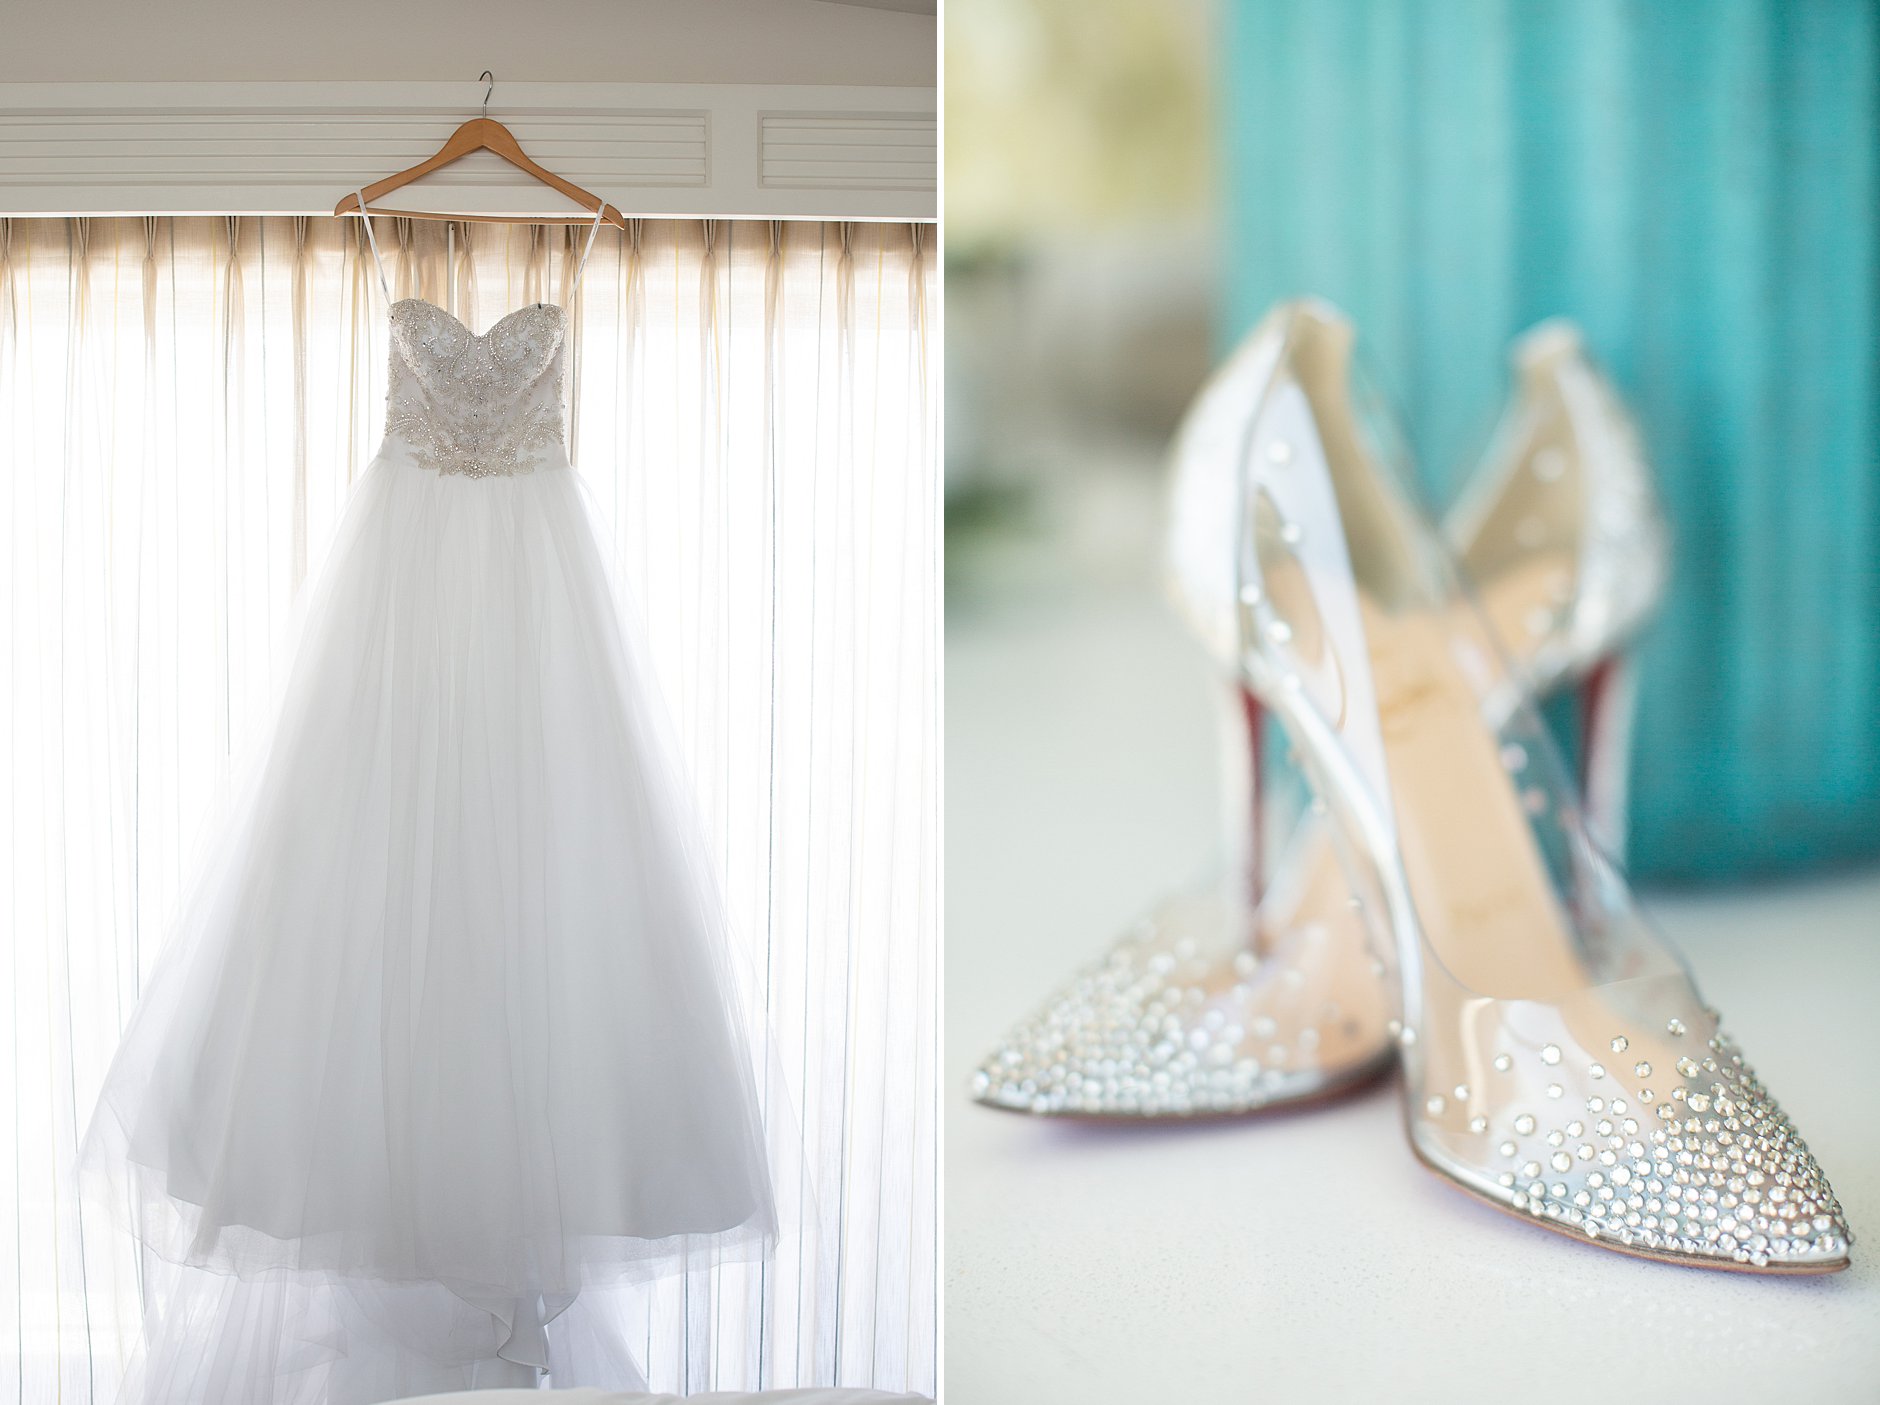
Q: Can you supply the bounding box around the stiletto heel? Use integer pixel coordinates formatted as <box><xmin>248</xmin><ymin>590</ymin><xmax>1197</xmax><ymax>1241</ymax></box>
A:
<box><xmin>1577</xmin><ymin>651</ymin><xmax>1639</xmax><ymax>860</ymax></box>
<box><xmin>1230</xmin><ymin>299</ymin><xmax>1847</xmax><ymax>1271</ymax></box>
<box><xmin>1237</xmin><ymin>684</ymin><xmax>1267</xmax><ymax>903</ymax></box>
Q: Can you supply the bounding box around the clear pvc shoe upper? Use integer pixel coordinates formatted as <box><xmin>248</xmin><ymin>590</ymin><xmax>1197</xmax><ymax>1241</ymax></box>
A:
<box><xmin>1227</xmin><ymin>300</ymin><xmax>1847</xmax><ymax>1268</ymax></box>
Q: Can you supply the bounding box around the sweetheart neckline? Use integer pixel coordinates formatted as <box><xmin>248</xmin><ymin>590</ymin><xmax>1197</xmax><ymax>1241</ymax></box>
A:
<box><xmin>392</xmin><ymin>297</ymin><xmax>565</xmax><ymax>341</ymax></box>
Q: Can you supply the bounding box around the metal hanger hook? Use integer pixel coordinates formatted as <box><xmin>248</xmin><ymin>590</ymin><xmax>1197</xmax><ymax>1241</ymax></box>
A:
<box><xmin>479</xmin><ymin>71</ymin><xmax>495</xmax><ymax>119</ymax></box>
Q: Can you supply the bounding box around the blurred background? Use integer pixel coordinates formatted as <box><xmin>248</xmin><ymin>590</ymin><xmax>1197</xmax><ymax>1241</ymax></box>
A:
<box><xmin>947</xmin><ymin>4</ymin><xmax>1880</xmax><ymax>1399</ymax></box>
<box><xmin>948</xmin><ymin>0</ymin><xmax>1880</xmax><ymax>881</ymax></box>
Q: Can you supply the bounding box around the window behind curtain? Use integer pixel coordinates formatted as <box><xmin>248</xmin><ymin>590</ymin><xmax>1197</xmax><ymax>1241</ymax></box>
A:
<box><xmin>0</xmin><ymin>214</ymin><xmax>937</xmax><ymax>1401</ymax></box>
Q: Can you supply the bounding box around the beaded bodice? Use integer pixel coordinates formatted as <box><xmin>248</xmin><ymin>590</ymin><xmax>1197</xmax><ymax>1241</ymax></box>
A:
<box><xmin>384</xmin><ymin>299</ymin><xmax>570</xmax><ymax>479</ymax></box>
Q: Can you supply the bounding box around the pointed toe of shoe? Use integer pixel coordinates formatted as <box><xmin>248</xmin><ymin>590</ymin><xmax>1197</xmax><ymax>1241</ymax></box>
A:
<box><xmin>971</xmin><ymin>894</ymin><xmax>1393</xmax><ymax>1119</ymax></box>
<box><xmin>1412</xmin><ymin>1005</ymin><xmax>1852</xmax><ymax>1273</ymax></box>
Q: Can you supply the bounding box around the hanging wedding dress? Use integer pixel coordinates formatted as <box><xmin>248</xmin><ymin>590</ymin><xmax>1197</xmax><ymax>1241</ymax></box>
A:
<box><xmin>81</xmin><ymin>205</ymin><xmax>780</xmax><ymax>1403</ymax></box>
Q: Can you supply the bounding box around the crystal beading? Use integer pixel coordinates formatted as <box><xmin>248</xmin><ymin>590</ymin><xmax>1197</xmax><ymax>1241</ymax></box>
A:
<box><xmin>970</xmin><ymin>896</ymin><xmax>1393</xmax><ymax>1118</ymax></box>
<box><xmin>1422</xmin><ymin>1025</ymin><xmax>1851</xmax><ymax>1267</ymax></box>
<box><xmin>385</xmin><ymin>299</ymin><xmax>569</xmax><ymax>480</ymax></box>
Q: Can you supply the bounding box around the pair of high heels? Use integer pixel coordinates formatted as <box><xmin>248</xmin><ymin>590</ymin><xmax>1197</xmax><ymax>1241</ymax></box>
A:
<box><xmin>973</xmin><ymin>299</ymin><xmax>1851</xmax><ymax>1274</ymax></box>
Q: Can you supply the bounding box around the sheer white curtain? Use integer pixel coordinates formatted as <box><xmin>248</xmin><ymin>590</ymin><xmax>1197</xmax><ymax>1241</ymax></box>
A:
<box><xmin>0</xmin><ymin>214</ymin><xmax>937</xmax><ymax>1402</ymax></box>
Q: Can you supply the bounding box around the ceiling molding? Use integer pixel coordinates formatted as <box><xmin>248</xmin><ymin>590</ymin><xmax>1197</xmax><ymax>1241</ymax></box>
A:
<box><xmin>811</xmin><ymin>0</ymin><xmax>937</xmax><ymax>14</ymax></box>
<box><xmin>0</xmin><ymin>80</ymin><xmax>935</xmax><ymax>221</ymax></box>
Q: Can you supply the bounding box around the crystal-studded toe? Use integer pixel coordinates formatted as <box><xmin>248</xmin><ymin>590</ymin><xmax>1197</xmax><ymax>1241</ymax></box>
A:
<box><xmin>972</xmin><ymin>887</ymin><xmax>1392</xmax><ymax>1118</ymax></box>
<box><xmin>1410</xmin><ymin>980</ymin><xmax>1850</xmax><ymax>1271</ymax></box>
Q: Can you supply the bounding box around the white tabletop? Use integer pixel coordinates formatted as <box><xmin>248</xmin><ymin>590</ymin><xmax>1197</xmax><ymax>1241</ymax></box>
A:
<box><xmin>946</xmin><ymin>502</ymin><xmax>1880</xmax><ymax>1405</ymax></box>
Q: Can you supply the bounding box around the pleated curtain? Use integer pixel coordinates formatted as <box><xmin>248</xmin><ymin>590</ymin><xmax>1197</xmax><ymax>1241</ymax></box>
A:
<box><xmin>1222</xmin><ymin>0</ymin><xmax>1880</xmax><ymax>879</ymax></box>
<box><xmin>0</xmin><ymin>214</ymin><xmax>937</xmax><ymax>1400</ymax></box>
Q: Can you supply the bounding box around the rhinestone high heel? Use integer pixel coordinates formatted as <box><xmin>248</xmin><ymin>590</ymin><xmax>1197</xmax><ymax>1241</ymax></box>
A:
<box><xmin>1222</xmin><ymin>299</ymin><xmax>1848</xmax><ymax>1270</ymax></box>
<box><xmin>972</xmin><ymin>312</ymin><xmax>1669</xmax><ymax>1121</ymax></box>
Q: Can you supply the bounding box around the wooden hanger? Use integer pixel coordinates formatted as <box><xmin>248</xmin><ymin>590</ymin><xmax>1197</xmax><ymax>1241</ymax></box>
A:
<box><xmin>334</xmin><ymin>72</ymin><xmax>627</xmax><ymax>229</ymax></box>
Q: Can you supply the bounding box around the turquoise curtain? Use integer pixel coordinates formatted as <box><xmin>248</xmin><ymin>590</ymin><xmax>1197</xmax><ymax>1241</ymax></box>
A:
<box><xmin>1222</xmin><ymin>0</ymin><xmax>1880</xmax><ymax>881</ymax></box>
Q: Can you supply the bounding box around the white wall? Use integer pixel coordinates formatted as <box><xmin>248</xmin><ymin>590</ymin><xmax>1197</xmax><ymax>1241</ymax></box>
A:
<box><xmin>0</xmin><ymin>0</ymin><xmax>933</xmax><ymax>87</ymax></box>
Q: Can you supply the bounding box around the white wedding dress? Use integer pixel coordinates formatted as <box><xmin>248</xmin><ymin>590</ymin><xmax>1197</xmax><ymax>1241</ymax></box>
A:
<box><xmin>82</xmin><ymin>206</ymin><xmax>779</xmax><ymax>1403</ymax></box>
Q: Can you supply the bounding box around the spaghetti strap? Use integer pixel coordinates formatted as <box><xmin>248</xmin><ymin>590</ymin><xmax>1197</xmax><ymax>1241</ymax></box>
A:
<box><xmin>567</xmin><ymin>203</ymin><xmax>608</xmax><ymax>305</ymax></box>
<box><xmin>354</xmin><ymin>189</ymin><xmax>392</xmax><ymax>302</ymax></box>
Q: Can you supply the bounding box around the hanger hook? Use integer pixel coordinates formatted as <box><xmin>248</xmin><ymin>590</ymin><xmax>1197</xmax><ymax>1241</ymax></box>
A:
<box><xmin>479</xmin><ymin>71</ymin><xmax>495</xmax><ymax>119</ymax></box>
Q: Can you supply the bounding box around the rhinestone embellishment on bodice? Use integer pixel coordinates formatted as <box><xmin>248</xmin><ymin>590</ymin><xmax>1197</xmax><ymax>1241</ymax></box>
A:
<box><xmin>384</xmin><ymin>299</ymin><xmax>569</xmax><ymax>479</ymax></box>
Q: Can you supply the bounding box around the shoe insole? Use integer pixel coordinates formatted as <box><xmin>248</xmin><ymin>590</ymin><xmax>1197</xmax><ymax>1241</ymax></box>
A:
<box><xmin>1363</xmin><ymin>600</ymin><xmax>1588</xmax><ymax>1002</ymax></box>
<box><xmin>1250</xmin><ymin>549</ymin><xmax>1585</xmax><ymax>1007</ymax></box>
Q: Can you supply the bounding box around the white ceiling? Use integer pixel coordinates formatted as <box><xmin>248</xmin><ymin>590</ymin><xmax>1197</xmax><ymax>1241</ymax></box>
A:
<box><xmin>0</xmin><ymin>0</ymin><xmax>935</xmax><ymax>86</ymax></box>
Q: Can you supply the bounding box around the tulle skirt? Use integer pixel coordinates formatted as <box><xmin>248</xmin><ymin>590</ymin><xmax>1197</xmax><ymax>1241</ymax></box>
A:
<box><xmin>82</xmin><ymin>443</ymin><xmax>778</xmax><ymax>1401</ymax></box>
